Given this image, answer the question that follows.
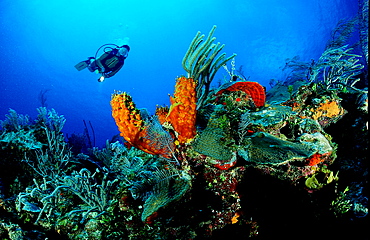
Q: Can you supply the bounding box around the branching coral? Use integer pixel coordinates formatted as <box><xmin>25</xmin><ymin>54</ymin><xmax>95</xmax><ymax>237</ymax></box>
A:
<box><xmin>62</xmin><ymin>168</ymin><xmax>118</xmax><ymax>222</ymax></box>
<box><xmin>35</xmin><ymin>107</ymin><xmax>66</xmax><ymax>133</ymax></box>
<box><xmin>17</xmin><ymin>168</ymin><xmax>118</xmax><ymax>224</ymax></box>
<box><xmin>182</xmin><ymin>25</ymin><xmax>236</xmax><ymax>109</ymax></box>
<box><xmin>325</xmin><ymin>18</ymin><xmax>358</xmax><ymax>50</ymax></box>
<box><xmin>0</xmin><ymin>109</ymin><xmax>30</xmax><ymax>132</ymax></box>
<box><xmin>0</xmin><ymin>130</ymin><xmax>42</xmax><ymax>150</ymax></box>
<box><xmin>23</xmin><ymin>125</ymin><xmax>71</xmax><ymax>180</ymax></box>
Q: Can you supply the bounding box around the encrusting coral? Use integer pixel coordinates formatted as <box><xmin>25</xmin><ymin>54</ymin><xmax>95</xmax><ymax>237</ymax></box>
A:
<box><xmin>310</xmin><ymin>100</ymin><xmax>346</xmax><ymax>121</ymax></box>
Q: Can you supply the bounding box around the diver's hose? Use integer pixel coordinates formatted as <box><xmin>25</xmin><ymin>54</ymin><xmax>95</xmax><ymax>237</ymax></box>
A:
<box><xmin>94</xmin><ymin>43</ymin><xmax>119</xmax><ymax>60</ymax></box>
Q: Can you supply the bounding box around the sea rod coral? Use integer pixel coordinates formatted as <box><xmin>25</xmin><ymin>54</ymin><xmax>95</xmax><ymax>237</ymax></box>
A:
<box><xmin>182</xmin><ymin>25</ymin><xmax>236</xmax><ymax>109</ymax></box>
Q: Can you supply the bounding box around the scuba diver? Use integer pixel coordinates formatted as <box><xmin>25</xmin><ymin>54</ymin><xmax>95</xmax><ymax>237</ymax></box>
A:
<box><xmin>75</xmin><ymin>37</ymin><xmax>130</xmax><ymax>82</ymax></box>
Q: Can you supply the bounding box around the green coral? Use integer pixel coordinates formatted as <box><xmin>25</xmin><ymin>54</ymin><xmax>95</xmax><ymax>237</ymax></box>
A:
<box><xmin>330</xmin><ymin>186</ymin><xmax>353</xmax><ymax>217</ymax></box>
<box><xmin>305</xmin><ymin>166</ymin><xmax>339</xmax><ymax>190</ymax></box>
<box><xmin>305</xmin><ymin>174</ymin><xmax>324</xmax><ymax>189</ymax></box>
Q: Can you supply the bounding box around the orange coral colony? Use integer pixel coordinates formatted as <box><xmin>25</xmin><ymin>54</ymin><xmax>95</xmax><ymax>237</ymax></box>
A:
<box><xmin>217</xmin><ymin>81</ymin><xmax>266</xmax><ymax>108</ymax></box>
<box><xmin>110</xmin><ymin>92</ymin><xmax>172</xmax><ymax>157</ymax></box>
<box><xmin>165</xmin><ymin>77</ymin><xmax>197</xmax><ymax>144</ymax></box>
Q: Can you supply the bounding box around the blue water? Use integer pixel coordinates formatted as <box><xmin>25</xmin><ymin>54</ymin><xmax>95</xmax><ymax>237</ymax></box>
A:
<box><xmin>0</xmin><ymin>0</ymin><xmax>359</xmax><ymax>147</ymax></box>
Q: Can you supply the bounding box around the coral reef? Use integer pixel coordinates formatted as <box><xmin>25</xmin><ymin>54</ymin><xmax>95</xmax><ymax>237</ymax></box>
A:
<box><xmin>0</xmin><ymin>21</ymin><xmax>368</xmax><ymax>239</ymax></box>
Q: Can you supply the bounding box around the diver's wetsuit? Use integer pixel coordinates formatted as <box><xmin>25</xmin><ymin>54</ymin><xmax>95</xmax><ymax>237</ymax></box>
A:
<box><xmin>88</xmin><ymin>45</ymin><xmax>130</xmax><ymax>78</ymax></box>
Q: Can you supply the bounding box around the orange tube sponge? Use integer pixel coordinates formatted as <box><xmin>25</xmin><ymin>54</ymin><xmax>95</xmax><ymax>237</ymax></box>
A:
<box><xmin>111</xmin><ymin>92</ymin><xmax>144</xmax><ymax>143</ymax></box>
<box><xmin>166</xmin><ymin>77</ymin><xmax>197</xmax><ymax>144</ymax></box>
<box><xmin>111</xmin><ymin>92</ymin><xmax>174</xmax><ymax>158</ymax></box>
<box><xmin>155</xmin><ymin>106</ymin><xmax>169</xmax><ymax>126</ymax></box>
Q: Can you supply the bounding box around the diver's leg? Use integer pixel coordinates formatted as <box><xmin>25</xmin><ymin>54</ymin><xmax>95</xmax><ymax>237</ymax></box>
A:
<box><xmin>88</xmin><ymin>60</ymin><xmax>97</xmax><ymax>72</ymax></box>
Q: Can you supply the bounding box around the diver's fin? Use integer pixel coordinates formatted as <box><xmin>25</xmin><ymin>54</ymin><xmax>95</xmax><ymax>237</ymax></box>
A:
<box><xmin>74</xmin><ymin>60</ymin><xmax>89</xmax><ymax>71</ymax></box>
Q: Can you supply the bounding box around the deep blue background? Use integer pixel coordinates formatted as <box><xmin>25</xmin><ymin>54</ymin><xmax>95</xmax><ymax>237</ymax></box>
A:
<box><xmin>0</xmin><ymin>0</ymin><xmax>359</xmax><ymax>147</ymax></box>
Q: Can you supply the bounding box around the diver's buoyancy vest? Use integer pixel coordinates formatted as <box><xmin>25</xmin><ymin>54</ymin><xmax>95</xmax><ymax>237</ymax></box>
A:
<box><xmin>99</xmin><ymin>49</ymin><xmax>125</xmax><ymax>72</ymax></box>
